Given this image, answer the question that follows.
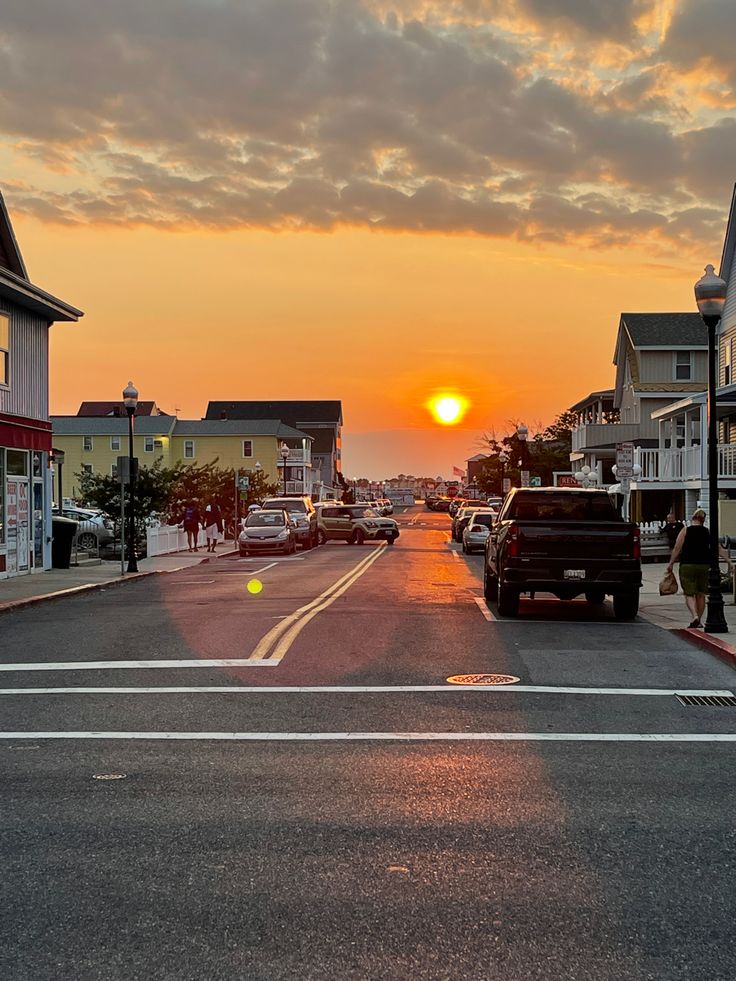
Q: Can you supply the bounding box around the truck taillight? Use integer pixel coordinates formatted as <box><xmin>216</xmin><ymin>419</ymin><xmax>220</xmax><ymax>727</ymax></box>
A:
<box><xmin>632</xmin><ymin>528</ymin><xmax>641</xmax><ymax>560</ymax></box>
<box><xmin>507</xmin><ymin>523</ymin><xmax>519</xmax><ymax>558</ymax></box>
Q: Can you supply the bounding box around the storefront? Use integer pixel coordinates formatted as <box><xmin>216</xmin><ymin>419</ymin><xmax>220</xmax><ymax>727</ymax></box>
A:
<box><xmin>0</xmin><ymin>417</ymin><xmax>53</xmax><ymax>578</ymax></box>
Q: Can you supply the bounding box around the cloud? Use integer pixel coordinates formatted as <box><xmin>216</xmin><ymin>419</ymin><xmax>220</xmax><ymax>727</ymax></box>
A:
<box><xmin>0</xmin><ymin>0</ymin><xmax>730</xmax><ymax>254</ymax></box>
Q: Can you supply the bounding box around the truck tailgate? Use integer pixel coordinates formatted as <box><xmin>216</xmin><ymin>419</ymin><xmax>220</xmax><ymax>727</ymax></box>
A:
<box><xmin>518</xmin><ymin>522</ymin><xmax>635</xmax><ymax>561</ymax></box>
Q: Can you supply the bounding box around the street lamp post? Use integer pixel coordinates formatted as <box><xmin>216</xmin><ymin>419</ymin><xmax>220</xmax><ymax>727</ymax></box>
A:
<box><xmin>516</xmin><ymin>423</ymin><xmax>529</xmax><ymax>485</ymax></box>
<box><xmin>123</xmin><ymin>381</ymin><xmax>139</xmax><ymax>573</ymax></box>
<box><xmin>695</xmin><ymin>263</ymin><xmax>728</xmax><ymax>633</ymax></box>
<box><xmin>280</xmin><ymin>442</ymin><xmax>290</xmax><ymax>495</ymax></box>
<box><xmin>498</xmin><ymin>449</ymin><xmax>509</xmax><ymax>495</ymax></box>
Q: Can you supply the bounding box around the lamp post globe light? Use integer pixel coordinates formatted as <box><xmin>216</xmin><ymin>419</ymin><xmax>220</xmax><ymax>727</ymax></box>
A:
<box><xmin>280</xmin><ymin>442</ymin><xmax>290</xmax><ymax>495</ymax></box>
<box><xmin>574</xmin><ymin>465</ymin><xmax>598</xmax><ymax>488</ymax></box>
<box><xmin>122</xmin><ymin>381</ymin><xmax>139</xmax><ymax>573</ymax></box>
<box><xmin>695</xmin><ymin>263</ymin><xmax>728</xmax><ymax>633</ymax></box>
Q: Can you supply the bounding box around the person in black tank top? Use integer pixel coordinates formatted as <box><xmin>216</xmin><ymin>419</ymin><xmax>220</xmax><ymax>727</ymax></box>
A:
<box><xmin>667</xmin><ymin>509</ymin><xmax>733</xmax><ymax>627</ymax></box>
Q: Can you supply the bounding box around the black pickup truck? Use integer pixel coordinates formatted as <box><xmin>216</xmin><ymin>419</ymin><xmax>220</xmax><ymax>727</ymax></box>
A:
<box><xmin>483</xmin><ymin>487</ymin><xmax>642</xmax><ymax>619</ymax></box>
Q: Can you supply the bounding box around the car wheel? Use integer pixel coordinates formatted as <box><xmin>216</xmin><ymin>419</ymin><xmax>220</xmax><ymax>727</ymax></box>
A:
<box><xmin>613</xmin><ymin>592</ymin><xmax>639</xmax><ymax>620</ymax></box>
<box><xmin>352</xmin><ymin>528</ymin><xmax>365</xmax><ymax>546</ymax></box>
<box><xmin>461</xmin><ymin>541</ymin><xmax>467</xmax><ymax>553</ymax></box>
<box><xmin>386</xmin><ymin>535</ymin><xmax>395</xmax><ymax>546</ymax></box>
<box><xmin>77</xmin><ymin>532</ymin><xmax>98</xmax><ymax>551</ymax></box>
<box><xmin>317</xmin><ymin>529</ymin><xmax>327</xmax><ymax>546</ymax></box>
<box><xmin>302</xmin><ymin>535</ymin><xmax>312</xmax><ymax>550</ymax></box>
<box><xmin>239</xmin><ymin>548</ymin><xmax>248</xmax><ymax>557</ymax></box>
<box><xmin>483</xmin><ymin>566</ymin><xmax>498</xmax><ymax>602</ymax></box>
<box><xmin>585</xmin><ymin>589</ymin><xmax>606</xmax><ymax>605</ymax></box>
<box><xmin>497</xmin><ymin>579</ymin><xmax>519</xmax><ymax>617</ymax></box>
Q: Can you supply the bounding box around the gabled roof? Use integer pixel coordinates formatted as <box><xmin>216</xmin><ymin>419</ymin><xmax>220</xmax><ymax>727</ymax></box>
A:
<box><xmin>719</xmin><ymin>183</ymin><xmax>736</xmax><ymax>286</ymax></box>
<box><xmin>0</xmin><ymin>193</ymin><xmax>27</xmax><ymax>279</ymax></box>
<box><xmin>206</xmin><ymin>400</ymin><xmax>343</xmax><ymax>426</ymax></box>
<box><xmin>77</xmin><ymin>401</ymin><xmax>165</xmax><ymax>417</ymax></box>
<box><xmin>619</xmin><ymin>313</ymin><xmax>706</xmax><ymax>347</ymax></box>
<box><xmin>0</xmin><ymin>191</ymin><xmax>82</xmax><ymax>322</ymax></box>
<box><xmin>51</xmin><ymin>416</ymin><xmax>176</xmax><ymax>436</ymax></box>
<box><xmin>173</xmin><ymin>419</ymin><xmax>311</xmax><ymax>440</ymax></box>
<box><xmin>569</xmin><ymin>390</ymin><xmax>615</xmax><ymax>413</ymax></box>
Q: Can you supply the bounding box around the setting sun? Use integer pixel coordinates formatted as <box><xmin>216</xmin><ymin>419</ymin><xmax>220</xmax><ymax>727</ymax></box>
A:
<box><xmin>428</xmin><ymin>394</ymin><xmax>469</xmax><ymax>426</ymax></box>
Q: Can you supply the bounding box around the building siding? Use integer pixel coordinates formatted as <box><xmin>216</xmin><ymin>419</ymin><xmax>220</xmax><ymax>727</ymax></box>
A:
<box><xmin>0</xmin><ymin>300</ymin><xmax>48</xmax><ymax>421</ymax></box>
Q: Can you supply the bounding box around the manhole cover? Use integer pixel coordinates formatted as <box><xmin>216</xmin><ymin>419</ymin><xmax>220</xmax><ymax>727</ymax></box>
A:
<box><xmin>447</xmin><ymin>674</ymin><xmax>520</xmax><ymax>686</ymax></box>
<box><xmin>92</xmin><ymin>773</ymin><xmax>127</xmax><ymax>781</ymax></box>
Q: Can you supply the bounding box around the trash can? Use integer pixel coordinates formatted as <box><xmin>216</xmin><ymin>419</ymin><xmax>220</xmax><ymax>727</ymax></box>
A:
<box><xmin>51</xmin><ymin>516</ymin><xmax>78</xmax><ymax>569</ymax></box>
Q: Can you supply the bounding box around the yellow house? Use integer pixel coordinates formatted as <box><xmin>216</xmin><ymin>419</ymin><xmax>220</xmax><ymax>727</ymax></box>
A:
<box><xmin>51</xmin><ymin>414</ymin><xmax>314</xmax><ymax>500</ymax></box>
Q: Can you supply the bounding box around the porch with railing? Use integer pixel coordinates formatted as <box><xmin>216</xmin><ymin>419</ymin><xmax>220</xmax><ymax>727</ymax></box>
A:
<box><xmin>636</xmin><ymin>444</ymin><xmax>736</xmax><ymax>482</ymax></box>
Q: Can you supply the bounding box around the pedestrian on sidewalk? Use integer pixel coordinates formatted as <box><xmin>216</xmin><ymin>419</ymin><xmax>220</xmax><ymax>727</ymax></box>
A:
<box><xmin>203</xmin><ymin>502</ymin><xmax>223</xmax><ymax>553</ymax></box>
<box><xmin>181</xmin><ymin>502</ymin><xmax>202</xmax><ymax>552</ymax></box>
<box><xmin>667</xmin><ymin>509</ymin><xmax>733</xmax><ymax>628</ymax></box>
<box><xmin>661</xmin><ymin>510</ymin><xmax>684</xmax><ymax>552</ymax></box>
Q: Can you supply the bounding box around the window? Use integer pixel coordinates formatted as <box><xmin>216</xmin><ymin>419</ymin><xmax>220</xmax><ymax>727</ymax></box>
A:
<box><xmin>111</xmin><ymin>464</ymin><xmax>118</xmax><ymax>479</ymax></box>
<box><xmin>110</xmin><ymin>436</ymin><xmax>121</xmax><ymax>451</ymax></box>
<box><xmin>144</xmin><ymin>436</ymin><xmax>154</xmax><ymax>453</ymax></box>
<box><xmin>184</xmin><ymin>440</ymin><xmax>195</xmax><ymax>459</ymax></box>
<box><xmin>725</xmin><ymin>340</ymin><xmax>732</xmax><ymax>386</ymax></box>
<box><xmin>82</xmin><ymin>464</ymin><xmax>93</xmax><ymax>475</ymax></box>
<box><xmin>83</xmin><ymin>436</ymin><xmax>93</xmax><ymax>452</ymax></box>
<box><xmin>675</xmin><ymin>351</ymin><xmax>692</xmax><ymax>380</ymax></box>
<box><xmin>0</xmin><ymin>312</ymin><xmax>8</xmax><ymax>385</ymax></box>
<box><xmin>242</xmin><ymin>440</ymin><xmax>253</xmax><ymax>458</ymax></box>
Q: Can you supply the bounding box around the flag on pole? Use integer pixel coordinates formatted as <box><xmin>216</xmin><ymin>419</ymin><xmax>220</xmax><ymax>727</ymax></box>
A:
<box><xmin>452</xmin><ymin>466</ymin><xmax>465</xmax><ymax>477</ymax></box>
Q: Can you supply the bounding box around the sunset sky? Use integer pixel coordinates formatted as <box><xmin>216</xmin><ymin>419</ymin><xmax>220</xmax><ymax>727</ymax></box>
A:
<box><xmin>3</xmin><ymin>0</ymin><xmax>735</xmax><ymax>477</ymax></box>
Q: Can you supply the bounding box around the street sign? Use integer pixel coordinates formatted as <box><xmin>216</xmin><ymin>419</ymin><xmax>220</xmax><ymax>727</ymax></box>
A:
<box><xmin>615</xmin><ymin>442</ymin><xmax>634</xmax><ymax>476</ymax></box>
<box><xmin>238</xmin><ymin>474</ymin><xmax>250</xmax><ymax>491</ymax></box>
<box><xmin>116</xmin><ymin>456</ymin><xmax>138</xmax><ymax>484</ymax></box>
<box><xmin>521</xmin><ymin>470</ymin><xmax>530</xmax><ymax>488</ymax></box>
<box><xmin>530</xmin><ymin>476</ymin><xmax>542</xmax><ymax>487</ymax></box>
<box><xmin>502</xmin><ymin>478</ymin><xmax>511</xmax><ymax>493</ymax></box>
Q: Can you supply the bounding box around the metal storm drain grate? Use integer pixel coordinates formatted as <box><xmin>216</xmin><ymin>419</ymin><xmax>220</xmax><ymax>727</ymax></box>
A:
<box><xmin>447</xmin><ymin>674</ymin><xmax>520</xmax><ymax>686</ymax></box>
<box><xmin>676</xmin><ymin>694</ymin><xmax>736</xmax><ymax>707</ymax></box>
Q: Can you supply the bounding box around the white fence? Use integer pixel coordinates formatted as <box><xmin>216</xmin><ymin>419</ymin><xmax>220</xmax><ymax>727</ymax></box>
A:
<box><xmin>146</xmin><ymin>523</ymin><xmax>189</xmax><ymax>557</ymax></box>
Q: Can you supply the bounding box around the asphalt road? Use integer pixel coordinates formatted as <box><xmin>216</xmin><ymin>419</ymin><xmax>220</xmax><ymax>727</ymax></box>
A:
<box><xmin>2</xmin><ymin>505</ymin><xmax>735</xmax><ymax>980</ymax></box>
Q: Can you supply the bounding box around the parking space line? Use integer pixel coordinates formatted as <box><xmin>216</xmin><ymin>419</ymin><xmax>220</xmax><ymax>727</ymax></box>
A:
<box><xmin>0</xmin><ymin>659</ymin><xmax>280</xmax><ymax>672</ymax></box>
<box><xmin>474</xmin><ymin>597</ymin><xmax>495</xmax><ymax>621</ymax></box>
<box><xmin>2</xmin><ymin>731</ymin><xmax>736</xmax><ymax>742</ymax></box>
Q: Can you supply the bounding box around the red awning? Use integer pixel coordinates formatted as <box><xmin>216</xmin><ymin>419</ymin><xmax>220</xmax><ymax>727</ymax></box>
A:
<box><xmin>0</xmin><ymin>412</ymin><xmax>52</xmax><ymax>452</ymax></box>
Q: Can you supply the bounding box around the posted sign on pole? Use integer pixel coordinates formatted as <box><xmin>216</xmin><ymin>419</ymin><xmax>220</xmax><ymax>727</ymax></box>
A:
<box><xmin>616</xmin><ymin>442</ymin><xmax>634</xmax><ymax>495</ymax></box>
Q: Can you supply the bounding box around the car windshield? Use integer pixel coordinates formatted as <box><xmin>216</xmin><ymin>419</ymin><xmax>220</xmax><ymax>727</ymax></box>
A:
<box><xmin>506</xmin><ymin>493</ymin><xmax>622</xmax><ymax>522</ymax></box>
<box><xmin>246</xmin><ymin>512</ymin><xmax>286</xmax><ymax>527</ymax></box>
<box><xmin>347</xmin><ymin>507</ymin><xmax>378</xmax><ymax>518</ymax></box>
<box><xmin>262</xmin><ymin>499</ymin><xmax>307</xmax><ymax>513</ymax></box>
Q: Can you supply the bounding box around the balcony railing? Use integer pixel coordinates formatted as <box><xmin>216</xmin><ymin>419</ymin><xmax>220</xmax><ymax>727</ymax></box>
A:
<box><xmin>571</xmin><ymin>422</ymin><xmax>640</xmax><ymax>453</ymax></box>
<box><xmin>277</xmin><ymin>449</ymin><xmax>309</xmax><ymax>465</ymax></box>
<box><xmin>636</xmin><ymin>444</ymin><xmax>736</xmax><ymax>482</ymax></box>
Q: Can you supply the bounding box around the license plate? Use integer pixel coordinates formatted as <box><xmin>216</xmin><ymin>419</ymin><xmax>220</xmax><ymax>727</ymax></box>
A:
<box><xmin>564</xmin><ymin>569</ymin><xmax>585</xmax><ymax>580</ymax></box>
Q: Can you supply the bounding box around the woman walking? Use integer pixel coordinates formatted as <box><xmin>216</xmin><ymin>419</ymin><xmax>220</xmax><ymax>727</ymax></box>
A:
<box><xmin>203</xmin><ymin>502</ymin><xmax>224</xmax><ymax>553</ymax></box>
<box><xmin>667</xmin><ymin>509</ymin><xmax>733</xmax><ymax>628</ymax></box>
<box><xmin>182</xmin><ymin>502</ymin><xmax>201</xmax><ymax>552</ymax></box>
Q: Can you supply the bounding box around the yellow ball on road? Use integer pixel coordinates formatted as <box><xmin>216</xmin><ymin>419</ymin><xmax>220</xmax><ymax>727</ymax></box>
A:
<box><xmin>247</xmin><ymin>578</ymin><xmax>263</xmax><ymax>595</ymax></box>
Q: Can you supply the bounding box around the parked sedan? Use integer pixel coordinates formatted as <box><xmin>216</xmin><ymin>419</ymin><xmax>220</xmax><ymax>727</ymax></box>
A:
<box><xmin>55</xmin><ymin>507</ymin><xmax>116</xmax><ymax>552</ymax></box>
<box><xmin>462</xmin><ymin>511</ymin><xmax>496</xmax><ymax>553</ymax></box>
<box><xmin>238</xmin><ymin>509</ymin><xmax>297</xmax><ymax>556</ymax></box>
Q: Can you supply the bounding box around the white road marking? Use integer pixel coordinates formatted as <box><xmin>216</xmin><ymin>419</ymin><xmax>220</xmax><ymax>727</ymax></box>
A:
<box><xmin>0</xmin><ymin>659</ymin><xmax>280</xmax><ymax>672</ymax></box>
<box><xmin>451</xmin><ymin>551</ymin><xmax>460</xmax><ymax>562</ymax></box>
<box><xmin>0</xmin><ymin>686</ymin><xmax>730</xmax><ymax>696</ymax></box>
<box><xmin>246</xmin><ymin>563</ymin><xmax>277</xmax><ymax>576</ymax></box>
<box><xmin>248</xmin><ymin>544</ymin><xmax>387</xmax><ymax>663</ymax></box>
<box><xmin>474</xmin><ymin>597</ymin><xmax>494</xmax><ymax>621</ymax></box>
<box><xmin>1</xmin><ymin>731</ymin><xmax>736</xmax><ymax>742</ymax></box>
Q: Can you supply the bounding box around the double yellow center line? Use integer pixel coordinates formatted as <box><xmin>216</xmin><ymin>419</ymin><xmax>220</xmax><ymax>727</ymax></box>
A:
<box><xmin>248</xmin><ymin>543</ymin><xmax>387</xmax><ymax>664</ymax></box>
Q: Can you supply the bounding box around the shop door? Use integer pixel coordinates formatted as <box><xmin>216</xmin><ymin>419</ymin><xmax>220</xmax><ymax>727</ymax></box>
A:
<box><xmin>6</xmin><ymin>478</ymin><xmax>31</xmax><ymax>575</ymax></box>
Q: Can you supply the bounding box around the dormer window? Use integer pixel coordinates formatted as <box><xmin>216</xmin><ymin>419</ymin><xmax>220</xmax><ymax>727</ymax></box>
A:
<box><xmin>675</xmin><ymin>351</ymin><xmax>692</xmax><ymax>381</ymax></box>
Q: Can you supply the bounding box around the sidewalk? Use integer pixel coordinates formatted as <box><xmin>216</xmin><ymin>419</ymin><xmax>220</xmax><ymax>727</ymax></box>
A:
<box><xmin>639</xmin><ymin>560</ymin><xmax>736</xmax><ymax>668</ymax></box>
<box><xmin>0</xmin><ymin>541</ymin><xmax>237</xmax><ymax>613</ymax></box>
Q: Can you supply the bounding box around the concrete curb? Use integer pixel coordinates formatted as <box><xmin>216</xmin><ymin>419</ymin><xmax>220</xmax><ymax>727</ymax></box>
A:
<box><xmin>673</xmin><ymin>627</ymin><xmax>736</xmax><ymax>671</ymax></box>
<box><xmin>0</xmin><ymin>546</ymin><xmax>239</xmax><ymax>616</ymax></box>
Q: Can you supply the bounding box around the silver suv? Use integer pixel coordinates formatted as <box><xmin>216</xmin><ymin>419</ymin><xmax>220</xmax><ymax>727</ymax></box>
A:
<box><xmin>260</xmin><ymin>496</ymin><xmax>319</xmax><ymax>549</ymax></box>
